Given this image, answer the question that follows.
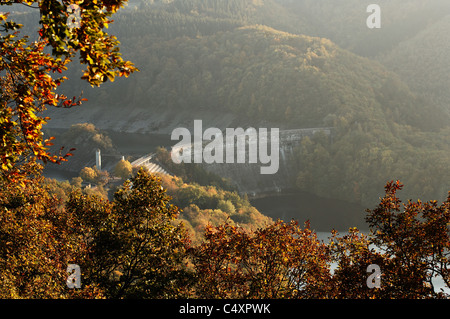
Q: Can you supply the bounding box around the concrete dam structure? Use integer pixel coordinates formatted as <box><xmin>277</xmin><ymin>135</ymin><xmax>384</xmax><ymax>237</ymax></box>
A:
<box><xmin>170</xmin><ymin>127</ymin><xmax>333</xmax><ymax>195</ymax></box>
<box><xmin>131</xmin><ymin>153</ymin><xmax>170</xmax><ymax>175</ymax></box>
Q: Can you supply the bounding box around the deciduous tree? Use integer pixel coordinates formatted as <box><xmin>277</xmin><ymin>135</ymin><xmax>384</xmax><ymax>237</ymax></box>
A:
<box><xmin>365</xmin><ymin>181</ymin><xmax>450</xmax><ymax>298</ymax></box>
<box><xmin>190</xmin><ymin>220</ymin><xmax>332</xmax><ymax>298</ymax></box>
<box><xmin>0</xmin><ymin>1</ymin><xmax>137</xmax><ymax>182</ymax></box>
<box><xmin>0</xmin><ymin>164</ymin><xmax>103</xmax><ymax>298</ymax></box>
<box><xmin>65</xmin><ymin>169</ymin><xmax>193</xmax><ymax>298</ymax></box>
<box><xmin>113</xmin><ymin>159</ymin><xmax>132</xmax><ymax>179</ymax></box>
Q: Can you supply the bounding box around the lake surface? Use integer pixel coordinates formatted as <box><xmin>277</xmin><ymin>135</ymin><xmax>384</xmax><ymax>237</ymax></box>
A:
<box><xmin>251</xmin><ymin>191</ymin><xmax>368</xmax><ymax>233</ymax></box>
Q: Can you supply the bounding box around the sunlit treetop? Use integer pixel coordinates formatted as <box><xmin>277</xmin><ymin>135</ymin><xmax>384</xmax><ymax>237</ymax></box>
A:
<box><xmin>1</xmin><ymin>0</ymin><xmax>137</xmax><ymax>86</ymax></box>
<box><xmin>0</xmin><ymin>0</ymin><xmax>137</xmax><ymax>183</ymax></box>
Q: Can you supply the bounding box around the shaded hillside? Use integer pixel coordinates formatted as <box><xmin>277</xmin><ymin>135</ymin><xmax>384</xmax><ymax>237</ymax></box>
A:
<box><xmin>378</xmin><ymin>14</ymin><xmax>450</xmax><ymax>115</ymax></box>
<box><xmin>121</xmin><ymin>0</ymin><xmax>450</xmax><ymax>57</ymax></box>
<box><xmin>50</xmin><ymin>23</ymin><xmax>447</xmax><ymax>131</ymax></box>
<box><xmin>275</xmin><ymin>0</ymin><xmax>450</xmax><ymax>57</ymax></box>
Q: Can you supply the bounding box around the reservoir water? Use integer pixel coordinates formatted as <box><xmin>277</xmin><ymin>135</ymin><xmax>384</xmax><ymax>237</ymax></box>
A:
<box><xmin>250</xmin><ymin>191</ymin><xmax>368</xmax><ymax>233</ymax></box>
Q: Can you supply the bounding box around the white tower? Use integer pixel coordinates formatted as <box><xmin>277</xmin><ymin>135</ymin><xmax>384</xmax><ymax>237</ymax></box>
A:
<box><xmin>96</xmin><ymin>149</ymin><xmax>101</xmax><ymax>171</ymax></box>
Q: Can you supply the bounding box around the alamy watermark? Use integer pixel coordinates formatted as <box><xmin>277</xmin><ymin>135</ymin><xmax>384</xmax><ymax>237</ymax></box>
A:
<box><xmin>66</xmin><ymin>264</ymin><xmax>81</xmax><ymax>289</ymax></box>
<box><xmin>65</xmin><ymin>263</ymin><xmax>379</xmax><ymax>290</ymax></box>
<box><xmin>67</xmin><ymin>3</ymin><xmax>81</xmax><ymax>30</ymax></box>
<box><xmin>170</xmin><ymin>120</ymin><xmax>280</xmax><ymax>175</ymax></box>
<box><xmin>65</xmin><ymin>3</ymin><xmax>381</xmax><ymax>31</ymax></box>
<box><xmin>367</xmin><ymin>4</ymin><xmax>381</xmax><ymax>29</ymax></box>
<box><xmin>367</xmin><ymin>264</ymin><xmax>381</xmax><ymax>289</ymax></box>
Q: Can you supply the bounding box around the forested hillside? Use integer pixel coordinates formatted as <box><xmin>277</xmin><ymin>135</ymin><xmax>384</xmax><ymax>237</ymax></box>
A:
<box><xmin>378</xmin><ymin>14</ymin><xmax>450</xmax><ymax>115</ymax></box>
<box><xmin>276</xmin><ymin>0</ymin><xmax>450</xmax><ymax>57</ymax></box>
